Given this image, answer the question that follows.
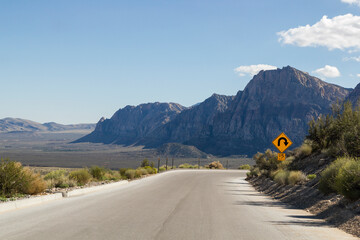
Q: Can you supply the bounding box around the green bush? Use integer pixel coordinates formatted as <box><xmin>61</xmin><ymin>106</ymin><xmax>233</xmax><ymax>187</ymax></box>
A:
<box><xmin>69</xmin><ymin>169</ymin><xmax>91</xmax><ymax>185</ymax></box>
<box><xmin>140</xmin><ymin>159</ymin><xmax>150</xmax><ymax>167</ymax></box>
<box><xmin>288</xmin><ymin>171</ymin><xmax>306</xmax><ymax>186</ymax></box>
<box><xmin>308</xmin><ymin>101</ymin><xmax>360</xmax><ymax>156</ymax></box>
<box><xmin>143</xmin><ymin>166</ymin><xmax>157</xmax><ymax>174</ymax></box>
<box><xmin>104</xmin><ymin>170</ymin><xmax>121</xmax><ymax>181</ymax></box>
<box><xmin>119</xmin><ymin>168</ymin><xmax>130</xmax><ymax>176</ymax></box>
<box><xmin>238</xmin><ymin>164</ymin><xmax>251</xmax><ymax>170</ymax></box>
<box><xmin>333</xmin><ymin>158</ymin><xmax>360</xmax><ymax>200</ymax></box>
<box><xmin>247</xmin><ymin>167</ymin><xmax>260</xmax><ymax>178</ymax></box>
<box><xmin>178</xmin><ymin>163</ymin><xmax>195</xmax><ymax>169</ymax></box>
<box><xmin>89</xmin><ymin>166</ymin><xmax>106</xmax><ymax>181</ymax></box>
<box><xmin>124</xmin><ymin>169</ymin><xmax>135</xmax><ymax>180</ymax></box>
<box><xmin>0</xmin><ymin>159</ymin><xmax>46</xmax><ymax>197</ymax></box>
<box><xmin>318</xmin><ymin>157</ymin><xmax>349</xmax><ymax>194</ymax></box>
<box><xmin>307</xmin><ymin>174</ymin><xmax>317</xmax><ymax>180</ymax></box>
<box><xmin>135</xmin><ymin>168</ymin><xmax>148</xmax><ymax>178</ymax></box>
<box><xmin>44</xmin><ymin>170</ymin><xmax>69</xmax><ymax>188</ymax></box>
<box><xmin>253</xmin><ymin>149</ymin><xmax>278</xmax><ymax>174</ymax></box>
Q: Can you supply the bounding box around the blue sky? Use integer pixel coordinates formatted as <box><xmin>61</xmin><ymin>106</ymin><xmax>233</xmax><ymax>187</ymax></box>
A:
<box><xmin>1</xmin><ymin>0</ymin><xmax>360</xmax><ymax>124</ymax></box>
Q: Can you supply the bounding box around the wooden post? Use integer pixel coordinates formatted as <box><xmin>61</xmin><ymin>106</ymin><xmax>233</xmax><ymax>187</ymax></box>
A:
<box><xmin>172</xmin><ymin>158</ymin><xmax>174</xmax><ymax>169</ymax></box>
<box><xmin>226</xmin><ymin>160</ymin><xmax>229</xmax><ymax>170</ymax></box>
<box><xmin>166</xmin><ymin>157</ymin><xmax>168</xmax><ymax>171</ymax></box>
<box><xmin>198</xmin><ymin>158</ymin><xmax>200</xmax><ymax>169</ymax></box>
<box><xmin>158</xmin><ymin>157</ymin><xmax>160</xmax><ymax>173</ymax></box>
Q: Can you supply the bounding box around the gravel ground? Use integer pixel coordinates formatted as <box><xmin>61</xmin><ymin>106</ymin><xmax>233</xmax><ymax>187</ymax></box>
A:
<box><xmin>249</xmin><ymin>176</ymin><xmax>360</xmax><ymax>238</ymax></box>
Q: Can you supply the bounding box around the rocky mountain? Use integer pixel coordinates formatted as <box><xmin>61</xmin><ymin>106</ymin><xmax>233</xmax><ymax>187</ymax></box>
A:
<box><xmin>75</xmin><ymin>66</ymin><xmax>351</xmax><ymax>156</ymax></box>
<box><xmin>138</xmin><ymin>94</ymin><xmax>234</xmax><ymax>147</ymax></box>
<box><xmin>75</xmin><ymin>102</ymin><xmax>186</xmax><ymax>144</ymax></box>
<box><xmin>345</xmin><ymin>82</ymin><xmax>360</xmax><ymax>107</ymax></box>
<box><xmin>0</xmin><ymin>118</ymin><xmax>95</xmax><ymax>133</ymax></box>
<box><xmin>202</xmin><ymin>66</ymin><xmax>350</xmax><ymax>155</ymax></box>
<box><xmin>156</xmin><ymin>143</ymin><xmax>209</xmax><ymax>158</ymax></box>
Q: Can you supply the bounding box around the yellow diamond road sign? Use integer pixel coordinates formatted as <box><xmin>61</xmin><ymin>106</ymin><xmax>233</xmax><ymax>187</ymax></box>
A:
<box><xmin>272</xmin><ymin>132</ymin><xmax>293</xmax><ymax>153</ymax></box>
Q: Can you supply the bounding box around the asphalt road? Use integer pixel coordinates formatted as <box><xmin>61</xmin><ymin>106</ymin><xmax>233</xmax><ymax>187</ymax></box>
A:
<box><xmin>0</xmin><ymin>170</ymin><xmax>357</xmax><ymax>240</ymax></box>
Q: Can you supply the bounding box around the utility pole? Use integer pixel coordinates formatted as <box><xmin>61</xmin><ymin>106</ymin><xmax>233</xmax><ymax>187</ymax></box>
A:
<box><xmin>166</xmin><ymin>157</ymin><xmax>168</xmax><ymax>171</ymax></box>
<box><xmin>157</xmin><ymin>157</ymin><xmax>160</xmax><ymax>173</ymax></box>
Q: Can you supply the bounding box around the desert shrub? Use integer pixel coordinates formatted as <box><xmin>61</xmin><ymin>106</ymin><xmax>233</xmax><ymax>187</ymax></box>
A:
<box><xmin>69</xmin><ymin>169</ymin><xmax>91</xmax><ymax>185</ymax></box>
<box><xmin>253</xmin><ymin>149</ymin><xmax>278</xmax><ymax>173</ymax></box>
<box><xmin>20</xmin><ymin>167</ymin><xmax>46</xmax><ymax>195</ymax></box>
<box><xmin>159</xmin><ymin>166</ymin><xmax>166</xmax><ymax>172</ymax></box>
<box><xmin>278</xmin><ymin>156</ymin><xmax>294</xmax><ymax>170</ymax></box>
<box><xmin>318</xmin><ymin>157</ymin><xmax>349</xmax><ymax>194</ymax></box>
<box><xmin>247</xmin><ymin>167</ymin><xmax>260</xmax><ymax>178</ymax></box>
<box><xmin>209</xmin><ymin>161</ymin><xmax>224</xmax><ymax>169</ymax></box>
<box><xmin>333</xmin><ymin>158</ymin><xmax>360</xmax><ymax>200</ymax></box>
<box><xmin>178</xmin><ymin>163</ymin><xmax>195</xmax><ymax>169</ymax></box>
<box><xmin>135</xmin><ymin>168</ymin><xmax>148</xmax><ymax>178</ymax></box>
<box><xmin>288</xmin><ymin>171</ymin><xmax>306</xmax><ymax>186</ymax></box>
<box><xmin>307</xmin><ymin>174</ymin><xmax>317</xmax><ymax>180</ymax></box>
<box><xmin>44</xmin><ymin>170</ymin><xmax>67</xmax><ymax>181</ymax></box>
<box><xmin>238</xmin><ymin>164</ymin><xmax>251</xmax><ymax>170</ymax></box>
<box><xmin>89</xmin><ymin>166</ymin><xmax>106</xmax><ymax>181</ymax></box>
<box><xmin>44</xmin><ymin>170</ymin><xmax>69</xmax><ymax>188</ymax></box>
<box><xmin>0</xmin><ymin>159</ymin><xmax>27</xmax><ymax>197</ymax></box>
<box><xmin>140</xmin><ymin>159</ymin><xmax>150</xmax><ymax>167</ymax></box>
<box><xmin>124</xmin><ymin>169</ymin><xmax>136</xmax><ymax>180</ymax></box>
<box><xmin>104</xmin><ymin>170</ymin><xmax>121</xmax><ymax>181</ymax></box>
<box><xmin>143</xmin><ymin>166</ymin><xmax>157</xmax><ymax>174</ymax></box>
<box><xmin>0</xmin><ymin>159</ymin><xmax>46</xmax><ymax>196</ymax></box>
<box><xmin>273</xmin><ymin>170</ymin><xmax>290</xmax><ymax>185</ymax></box>
<box><xmin>295</xmin><ymin>141</ymin><xmax>312</xmax><ymax>158</ymax></box>
<box><xmin>119</xmin><ymin>168</ymin><xmax>130</xmax><ymax>176</ymax></box>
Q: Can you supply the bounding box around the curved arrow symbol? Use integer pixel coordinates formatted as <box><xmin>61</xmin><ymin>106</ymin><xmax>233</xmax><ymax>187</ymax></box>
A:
<box><xmin>278</xmin><ymin>137</ymin><xmax>288</xmax><ymax>146</ymax></box>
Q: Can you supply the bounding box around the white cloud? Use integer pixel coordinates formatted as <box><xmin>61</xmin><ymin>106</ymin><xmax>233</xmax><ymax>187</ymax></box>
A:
<box><xmin>313</xmin><ymin>65</ymin><xmax>341</xmax><ymax>79</ymax></box>
<box><xmin>357</xmin><ymin>73</ymin><xmax>360</xmax><ymax>77</ymax></box>
<box><xmin>343</xmin><ymin>56</ymin><xmax>360</xmax><ymax>62</ymax></box>
<box><xmin>342</xmin><ymin>0</ymin><xmax>360</xmax><ymax>6</ymax></box>
<box><xmin>278</xmin><ymin>14</ymin><xmax>360</xmax><ymax>51</ymax></box>
<box><xmin>234</xmin><ymin>64</ymin><xmax>277</xmax><ymax>77</ymax></box>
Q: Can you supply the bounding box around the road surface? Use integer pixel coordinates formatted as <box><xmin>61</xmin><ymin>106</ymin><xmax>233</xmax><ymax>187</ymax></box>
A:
<box><xmin>0</xmin><ymin>170</ymin><xmax>357</xmax><ymax>240</ymax></box>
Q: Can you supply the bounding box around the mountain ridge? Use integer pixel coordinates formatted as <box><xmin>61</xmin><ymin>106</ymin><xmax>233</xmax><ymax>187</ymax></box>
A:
<box><xmin>0</xmin><ymin>118</ymin><xmax>95</xmax><ymax>133</ymax></box>
<box><xmin>75</xmin><ymin>66</ymin><xmax>352</xmax><ymax>156</ymax></box>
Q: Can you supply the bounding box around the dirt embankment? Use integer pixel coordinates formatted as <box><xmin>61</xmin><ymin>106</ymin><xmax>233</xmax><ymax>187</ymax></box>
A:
<box><xmin>249</xmin><ymin>176</ymin><xmax>360</xmax><ymax>238</ymax></box>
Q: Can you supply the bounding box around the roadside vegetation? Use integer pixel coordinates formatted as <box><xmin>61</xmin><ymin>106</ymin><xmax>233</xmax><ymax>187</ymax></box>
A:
<box><xmin>0</xmin><ymin>158</ymin><xmax>158</xmax><ymax>200</ymax></box>
<box><xmin>247</xmin><ymin>101</ymin><xmax>360</xmax><ymax>200</ymax></box>
<box><xmin>0</xmin><ymin>157</ymin><xmax>231</xmax><ymax>200</ymax></box>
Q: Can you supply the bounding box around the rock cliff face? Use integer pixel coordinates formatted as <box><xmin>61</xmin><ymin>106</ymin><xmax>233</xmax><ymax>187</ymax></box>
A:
<box><xmin>138</xmin><ymin>94</ymin><xmax>234</xmax><ymax>147</ymax></box>
<box><xmin>75</xmin><ymin>66</ymin><xmax>351</xmax><ymax>156</ymax></box>
<box><xmin>345</xmin><ymin>82</ymin><xmax>360</xmax><ymax>107</ymax></box>
<box><xmin>75</xmin><ymin>102</ymin><xmax>185</xmax><ymax>144</ymax></box>
<box><xmin>201</xmin><ymin>66</ymin><xmax>350</xmax><ymax>155</ymax></box>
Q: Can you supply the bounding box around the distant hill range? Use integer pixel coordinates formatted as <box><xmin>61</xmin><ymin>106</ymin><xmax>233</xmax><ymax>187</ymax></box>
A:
<box><xmin>156</xmin><ymin>143</ymin><xmax>209</xmax><ymax>159</ymax></box>
<box><xmin>75</xmin><ymin>66</ymin><xmax>358</xmax><ymax>156</ymax></box>
<box><xmin>0</xmin><ymin>118</ymin><xmax>95</xmax><ymax>133</ymax></box>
